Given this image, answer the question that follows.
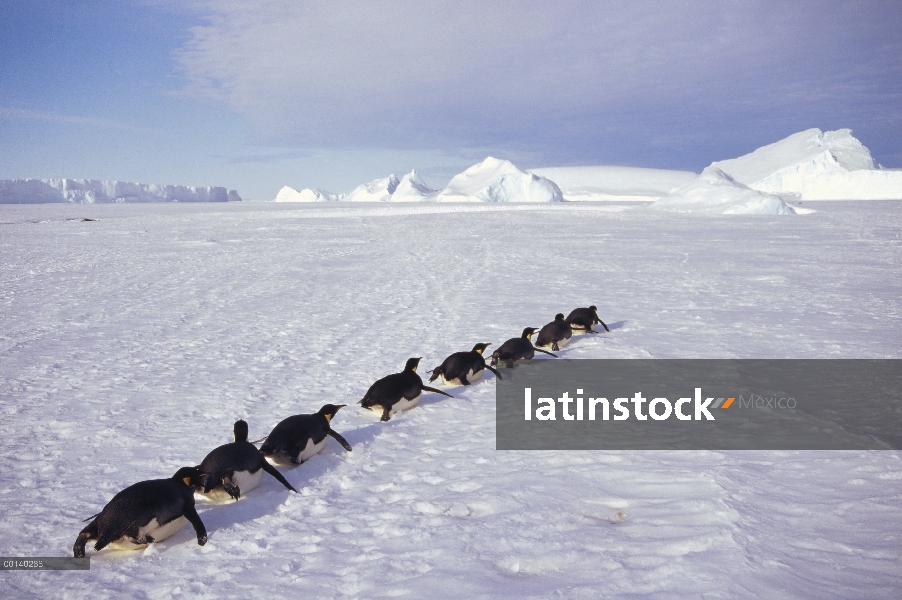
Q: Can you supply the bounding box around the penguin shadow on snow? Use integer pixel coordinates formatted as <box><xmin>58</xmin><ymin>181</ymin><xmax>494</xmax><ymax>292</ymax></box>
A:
<box><xmin>605</xmin><ymin>321</ymin><xmax>627</xmax><ymax>331</ymax></box>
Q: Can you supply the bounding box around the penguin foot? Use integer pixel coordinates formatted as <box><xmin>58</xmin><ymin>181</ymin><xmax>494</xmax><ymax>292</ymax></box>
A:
<box><xmin>380</xmin><ymin>408</ymin><xmax>392</xmax><ymax>422</ymax></box>
<box><xmin>221</xmin><ymin>476</ymin><xmax>241</xmax><ymax>500</ymax></box>
<box><xmin>197</xmin><ymin>534</ymin><xmax>207</xmax><ymax>546</ymax></box>
<box><xmin>552</xmin><ymin>342</ymin><xmax>559</xmax><ymax>351</ymax></box>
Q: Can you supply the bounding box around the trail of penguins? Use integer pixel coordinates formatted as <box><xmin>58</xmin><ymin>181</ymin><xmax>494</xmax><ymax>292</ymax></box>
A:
<box><xmin>72</xmin><ymin>306</ymin><xmax>609</xmax><ymax>558</ymax></box>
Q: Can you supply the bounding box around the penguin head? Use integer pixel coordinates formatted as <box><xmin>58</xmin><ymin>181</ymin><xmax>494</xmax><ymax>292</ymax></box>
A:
<box><xmin>233</xmin><ymin>420</ymin><xmax>249</xmax><ymax>443</ymax></box>
<box><xmin>404</xmin><ymin>357</ymin><xmax>422</xmax><ymax>372</ymax></box>
<box><xmin>554</xmin><ymin>313</ymin><xmax>565</xmax><ymax>320</ymax></box>
<box><xmin>172</xmin><ymin>466</ymin><xmax>203</xmax><ymax>489</ymax></box>
<box><xmin>317</xmin><ymin>404</ymin><xmax>346</xmax><ymax>422</ymax></box>
<box><xmin>521</xmin><ymin>327</ymin><xmax>538</xmax><ymax>340</ymax></box>
<box><xmin>472</xmin><ymin>343</ymin><xmax>491</xmax><ymax>355</ymax></box>
<box><xmin>589</xmin><ymin>305</ymin><xmax>598</xmax><ymax>312</ymax></box>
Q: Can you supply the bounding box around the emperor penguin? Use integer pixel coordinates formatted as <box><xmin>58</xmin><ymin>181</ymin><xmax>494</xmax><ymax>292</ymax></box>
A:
<box><xmin>428</xmin><ymin>343</ymin><xmax>503</xmax><ymax>387</ymax></box>
<box><xmin>260</xmin><ymin>404</ymin><xmax>353</xmax><ymax>466</ymax></box>
<box><xmin>490</xmin><ymin>327</ymin><xmax>558</xmax><ymax>368</ymax></box>
<box><xmin>359</xmin><ymin>357</ymin><xmax>454</xmax><ymax>421</ymax></box>
<box><xmin>73</xmin><ymin>467</ymin><xmax>207</xmax><ymax>557</ymax></box>
<box><xmin>565</xmin><ymin>305</ymin><xmax>610</xmax><ymax>333</ymax></box>
<box><xmin>195</xmin><ymin>420</ymin><xmax>297</xmax><ymax>501</ymax></box>
<box><xmin>535</xmin><ymin>314</ymin><xmax>573</xmax><ymax>351</ymax></box>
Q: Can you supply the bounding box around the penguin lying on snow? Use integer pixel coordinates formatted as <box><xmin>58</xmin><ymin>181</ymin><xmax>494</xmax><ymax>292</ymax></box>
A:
<box><xmin>360</xmin><ymin>357</ymin><xmax>454</xmax><ymax>421</ymax></box>
<box><xmin>566</xmin><ymin>305</ymin><xmax>610</xmax><ymax>333</ymax></box>
<box><xmin>428</xmin><ymin>343</ymin><xmax>503</xmax><ymax>387</ymax></box>
<box><xmin>490</xmin><ymin>327</ymin><xmax>558</xmax><ymax>368</ymax></box>
<box><xmin>535</xmin><ymin>314</ymin><xmax>573</xmax><ymax>351</ymax></box>
<box><xmin>73</xmin><ymin>467</ymin><xmax>206</xmax><ymax>557</ymax></box>
<box><xmin>196</xmin><ymin>420</ymin><xmax>297</xmax><ymax>500</ymax></box>
<box><xmin>260</xmin><ymin>404</ymin><xmax>352</xmax><ymax>465</ymax></box>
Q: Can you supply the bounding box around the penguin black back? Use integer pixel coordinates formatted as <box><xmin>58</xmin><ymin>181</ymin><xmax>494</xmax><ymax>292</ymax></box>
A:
<box><xmin>491</xmin><ymin>327</ymin><xmax>558</xmax><ymax>367</ymax></box>
<box><xmin>360</xmin><ymin>357</ymin><xmax>453</xmax><ymax>421</ymax></box>
<box><xmin>428</xmin><ymin>343</ymin><xmax>502</xmax><ymax>386</ymax></box>
<box><xmin>535</xmin><ymin>313</ymin><xmax>573</xmax><ymax>351</ymax></box>
<box><xmin>196</xmin><ymin>420</ymin><xmax>296</xmax><ymax>499</ymax></box>
<box><xmin>74</xmin><ymin>467</ymin><xmax>207</xmax><ymax>557</ymax></box>
<box><xmin>260</xmin><ymin>404</ymin><xmax>352</xmax><ymax>465</ymax></box>
<box><xmin>566</xmin><ymin>305</ymin><xmax>610</xmax><ymax>333</ymax></box>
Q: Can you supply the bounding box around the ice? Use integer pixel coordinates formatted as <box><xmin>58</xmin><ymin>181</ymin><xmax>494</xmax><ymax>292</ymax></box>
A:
<box><xmin>391</xmin><ymin>170</ymin><xmax>438</xmax><ymax>202</ymax></box>
<box><xmin>0</xmin><ymin>178</ymin><xmax>230</xmax><ymax>204</ymax></box>
<box><xmin>1</xmin><ymin>200</ymin><xmax>900</xmax><ymax>597</ymax></box>
<box><xmin>274</xmin><ymin>186</ymin><xmax>343</xmax><ymax>203</ymax></box>
<box><xmin>436</xmin><ymin>157</ymin><xmax>563</xmax><ymax>203</ymax></box>
<box><xmin>531</xmin><ymin>165</ymin><xmax>697</xmax><ymax>201</ymax></box>
<box><xmin>649</xmin><ymin>167</ymin><xmax>797</xmax><ymax>215</ymax></box>
<box><xmin>711</xmin><ymin>128</ymin><xmax>902</xmax><ymax>200</ymax></box>
<box><xmin>344</xmin><ymin>174</ymin><xmax>401</xmax><ymax>202</ymax></box>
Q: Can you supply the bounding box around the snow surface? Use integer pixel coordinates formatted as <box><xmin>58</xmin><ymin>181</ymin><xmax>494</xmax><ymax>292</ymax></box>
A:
<box><xmin>650</xmin><ymin>167</ymin><xmax>797</xmax><ymax>215</ymax></box>
<box><xmin>436</xmin><ymin>157</ymin><xmax>563</xmax><ymax>203</ymax></box>
<box><xmin>0</xmin><ymin>179</ymin><xmax>230</xmax><ymax>204</ymax></box>
<box><xmin>531</xmin><ymin>166</ymin><xmax>697</xmax><ymax>202</ymax></box>
<box><xmin>711</xmin><ymin>128</ymin><xmax>902</xmax><ymax>200</ymax></box>
<box><xmin>1</xmin><ymin>201</ymin><xmax>900</xmax><ymax>598</ymax></box>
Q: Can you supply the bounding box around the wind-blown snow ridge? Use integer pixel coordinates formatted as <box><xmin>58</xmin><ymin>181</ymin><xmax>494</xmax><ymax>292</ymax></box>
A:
<box><xmin>650</xmin><ymin>167</ymin><xmax>796</xmax><ymax>215</ymax></box>
<box><xmin>0</xmin><ymin>178</ymin><xmax>232</xmax><ymax>204</ymax></box>
<box><xmin>437</xmin><ymin>157</ymin><xmax>563</xmax><ymax>203</ymax></box>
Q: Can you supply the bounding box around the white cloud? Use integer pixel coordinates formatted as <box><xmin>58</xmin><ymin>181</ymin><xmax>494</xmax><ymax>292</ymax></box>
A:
<box><xmin>172</xmin><ymin>1</ymin><xmax>902</xmax><ymax>149</ymax></box>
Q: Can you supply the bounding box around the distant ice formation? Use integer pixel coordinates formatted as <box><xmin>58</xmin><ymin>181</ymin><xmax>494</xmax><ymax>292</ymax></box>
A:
<box><xmin>274</xmin><ymin>186</ymin><xmax>343</xmax><ymax>202</ymax></box>
<box><xmin>0</xmin><ymin>178</ymin><xmax>231</xmax><ymax>204</ymax></box>
<box><xmin>712</xmin><ymin>128</ymin><xmax>902</xmax><ymax>200</ymax></box>
<box><xmin>649</xmin><ymin>167</ymin><xmax>796</xmax><ymax>215</ymax></box>
<box><xmin>436</xmin><ymin>157</ymin><xmax>563</xmax><ymax>203</ymax></box>
<box><xmin>391</xmin><ymin>170</ymin><xmax>438</xmax><ymax>202</ymax></box>
<box><xmin>344</xmin><ymin>174</ymin><xmax>401</xmax><ymax>202</ymax></box>
<box><xmin>531</xmin><ymin>165</ymin><xmax>697</xmax><ymax>201</ymax></box>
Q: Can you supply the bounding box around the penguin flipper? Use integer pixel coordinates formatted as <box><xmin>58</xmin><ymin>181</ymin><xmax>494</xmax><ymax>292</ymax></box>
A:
<box><xmin>260</xmin><ymin>459</ymin><xmax>298</xmax><ymax>493</ymax></box>
<box><xmin>484</xmin><ymin>365</ymin><xmax>503</xmax><ymax>380</ymax></box>
<box><xmin>81</xmin><ymin>512</ymin><xmax>101</xmax><ymax>523</ymax></box>
<box><xmin>599</xmin><ymin>319</ymin><xmax>610</xmax><ymax>332</ymax></box>
<box><xmin>421</xmin><ymin>385</ymin><xmax>454</xmax><ymax>398</ymax></box>
<box><xmin>534</xmin><ymin>348</ymin><xmax>559</xmax><ymax>358</ymax></box>
<box><xmin>427</xmin><ymin>368</ymin><xmax>442</xmax><ymax>383</ymax></box>
<box><xmin>327</xmin><ymin>428</ymin><xmax>353</xmax><ymax>452</ymax></box>
<box><xmin>183</xmin><ymin>504</ymin><xmax>207</xmax><ymax>546</ymax></box>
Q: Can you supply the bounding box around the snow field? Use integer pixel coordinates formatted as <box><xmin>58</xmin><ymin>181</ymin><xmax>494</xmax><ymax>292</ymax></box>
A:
<box><xmin>1</xmin><ymin>201</ymin><xmax>900</xmax><ymax>598</ymax></box>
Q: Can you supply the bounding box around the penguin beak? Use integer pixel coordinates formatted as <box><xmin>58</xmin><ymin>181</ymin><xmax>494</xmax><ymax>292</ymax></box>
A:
<box><xmin>335</xmin><ymin>404</ymin><xmax>346</xmax><ymax>410</ymax></box>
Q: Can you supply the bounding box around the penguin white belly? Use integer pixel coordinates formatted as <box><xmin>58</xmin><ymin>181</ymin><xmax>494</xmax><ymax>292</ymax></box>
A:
<box><xmin>441</xmin><ymin>367</ymin><xmax>484</xmax><ymax>386</ymax></box>
<box><xmin>391</xmin><ymin>392</ymin><xmax>422</xmax><ymax>414</ymax></box>
<box><xmin>106</xmin><ymin>516</ymin><xmax>187</xmax><ymax>550</ymax></box>
<box><xmin>296</xmin><ymin>437</ymin><xmax>328</xmax><ymax>462</ymax></box>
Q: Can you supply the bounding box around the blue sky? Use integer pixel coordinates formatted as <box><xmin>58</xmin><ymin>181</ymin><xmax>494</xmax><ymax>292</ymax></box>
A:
<box><xmin>1</xmin><ymin>0</ymin><xmax>900</xmax><ymax>200</ymax></box>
